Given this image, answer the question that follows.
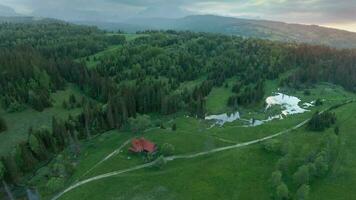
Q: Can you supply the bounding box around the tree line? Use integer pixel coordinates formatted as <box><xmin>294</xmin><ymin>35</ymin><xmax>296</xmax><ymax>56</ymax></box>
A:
<box><xmin>282</xmin><ymin>45</ymin><xmax>356</xmax><ymax>92</ymax></box>
<box><xmin>0</xmin><ymin>22</ymin><xmax>125</xmax><ymax>111</ymax></box>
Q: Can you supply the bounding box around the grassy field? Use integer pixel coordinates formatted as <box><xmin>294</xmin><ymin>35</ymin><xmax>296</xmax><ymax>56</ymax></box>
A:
<box><xmin>0</xmin><ymin>85</ymin><xmax>83</xmax><ymax>157</ymax></box>
<box><xmin>40</xmin><ymin>83</ymin><xmax>356</xmax><ymax>200</ymax></box>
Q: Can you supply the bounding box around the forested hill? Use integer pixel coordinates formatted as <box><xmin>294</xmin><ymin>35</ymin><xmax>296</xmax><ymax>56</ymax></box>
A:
<box><xmin>0</xmin><ymin>20</ymin><xmax>355</xmax><ymax>199</ymax></box>
<box><xmin>0</xmin><ymin>20</ymin><xmax>126</xmax><ymax>111</ymax></box>
<box><xmin>78</xmin><ymin>15</ymin><xmax>356</xmax><ymax>49</ymax></box>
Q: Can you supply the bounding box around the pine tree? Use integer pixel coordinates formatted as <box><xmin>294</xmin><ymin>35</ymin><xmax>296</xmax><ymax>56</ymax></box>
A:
<box><xmin>0</xmin><ymin>116</ymin><xmax>7</xmax><ymax>132</ymax></box>
<box><xmin>83</xmin><ymin>102</ymin><xmax>92</xmax><ymax>139</ymax></box>
<box><xmin>2</xmin><ymin>154</ymin><xmax>21</xmax><ymax>184</ymax></box>
<box><xmin>106</xmin><ymin>100</ymin><xmax>115</xmax><ymax>129</ymax></box>
<box><xmin>69</xmin><ymin>94</ymin><xmax>77</xmax><ymax>108</ymax></box>
<box><xmin>28</xmin><ymin>133</ymin><xmax>48</xmax><ymax>161</ymax></box>
<box><xmin>0</xmin><ymin>161</ymin><xmax>15</xmax><ymax>200</ymax></box>
<box><xmin>18</xmin><ymin>142</ymin><xmax>38</xmax><ymax>172</ymax></box>
<box><xmin>172</xmin><ymin>123</ymin><xmax>177</xmax><ymax>131</ymax></box>
<box><xmin>52</xmin><ymin>117</ymin><xmax>68</xmax><ymax>150</ymax></box>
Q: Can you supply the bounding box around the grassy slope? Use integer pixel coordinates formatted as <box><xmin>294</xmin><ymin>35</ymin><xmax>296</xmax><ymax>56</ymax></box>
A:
<box><xmin>205</xmin><ymin>78</ymin><xmax>236</xmax><ymax>114</ymax></box>
<box><xmin>52</xmin><ymin>83</ymin><xmax>356</xmax><ymax>200</ymax></box>
<box><xmin>77</xmin><ymin>33</ymin><xmax>147</xmax><ymax>68</ymax></box>
<box><xmin>0</xmin><ymin>85</ymin><xmax>83</xmax><ymax>157</ymax></box>
<box><xmin>310</xmin><ymin>102</ymin><xmax>356</xmax><ymax>199</ymax></box>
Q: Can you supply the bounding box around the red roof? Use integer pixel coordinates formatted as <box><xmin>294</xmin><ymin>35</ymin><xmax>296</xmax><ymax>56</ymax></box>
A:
<box><xmin>129</xmin><ymin>138</ymin><xmax>156</xmax><ymax>153</ymax></box>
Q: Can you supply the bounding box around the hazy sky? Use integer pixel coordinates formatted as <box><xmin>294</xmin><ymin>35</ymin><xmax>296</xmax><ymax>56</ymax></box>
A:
<box><xmin>1</xmin><ymin>0</ymin><xmax>356</xmax><ymax>32</ymax></box>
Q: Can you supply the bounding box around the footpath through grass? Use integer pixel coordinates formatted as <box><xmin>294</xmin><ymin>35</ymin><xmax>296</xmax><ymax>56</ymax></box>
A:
<box><xmin>52</xmin><ymin>84</ymin><xmax>356</xmax><ymax>200</ymax></box>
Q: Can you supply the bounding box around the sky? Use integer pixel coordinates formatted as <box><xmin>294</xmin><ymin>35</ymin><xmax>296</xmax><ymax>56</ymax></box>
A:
<box><xmin>0</xmin><ymin>0</ymin><xmax>356</xmax><ymax>32</ymax></box>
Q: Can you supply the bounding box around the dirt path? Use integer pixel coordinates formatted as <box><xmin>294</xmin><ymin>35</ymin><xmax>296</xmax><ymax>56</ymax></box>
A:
<box><xmin>52</xmin><ymin>100</ymin><xmax>355</xmax><ymax>200</ymax></box>
<box><xmin>81</xmin><ymin>139</ymin><xmax>132</xmax><ymax>177</ymax></box>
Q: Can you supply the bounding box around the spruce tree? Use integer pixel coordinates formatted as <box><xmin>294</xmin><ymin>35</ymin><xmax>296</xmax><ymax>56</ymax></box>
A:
<box><xmin>2</xmin><ymin>154</ymin><xmax>21</xmax><ymax>184</ymax></box>
<box><xmin>29</xmin><ymin>134</ymin><xmax>48</xmax><ymax>161</ymax></box>
<box><xmin>106</xmin><ymin>100</ymin><xmax>115</xmax><ymax>129</ymax></box>
<box><xmin>0</xmin><ymin>116</ymin><xmax>7</xmax><ymax>133</ymax></box>
<box><xmin>0</xmin><ymin>161</ymin><xmax>15</xmax><ymax>200</ymax></box>
<box><xmin>18</xmin><ymin>142</ymin><xmax>38</xmax><ymax>172</ymax></box>
<box><xmin>84</xmin><ymin>102</ymin><xmax>92</xmax><ymax>139</ymax></box>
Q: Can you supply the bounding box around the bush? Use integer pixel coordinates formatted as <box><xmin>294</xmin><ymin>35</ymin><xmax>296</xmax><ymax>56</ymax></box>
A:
<box><xmin>46</xmin><ymin>177</ymin><xmax>65</xmax><ymax>193</ymax></box>
<box><xmin>153</xmin><ymin>156</ymin><xmax>166</xmax><ymax>169</ymax></box>
<box><xmin>51</xmin><ymin>154</ymin><xmax>75</xmax><ymax>178</ymax></box>
<box><xmin>128</xmin><ymin>114</ymin><xmax>152</xmax><ymax>133</ymax></box>
<box><xmin>276</xmin><ymin>182</ymin><xmax>289</xmax><ymax>200</ymax></box>
<box><xmin>161</xmin><ymin>143</ymin><xmax>175</xmax><ymax>156</ymax></box>
<box><xmin>314</xmin><ymin>153</ymin><xmax>329</xmax><ymax>177</ymax></box>
<box><xmin>270</xmin><ymin>170</ymin><xmax>282</xmax><ymax>187</ymax></box>
<box><xmin>303</xmin><ymin>90</ymin><xmax>311</xmax><ymax>96</ymax></box>
<box><xmin>315</xmin><ymin>98</ymin><xmax>323</xmax><ymax>106</ymax></box>
<box><xmin>6</xmin><ymin>101</ymin><xmax>26</xmax><ymax>113</ymax></box>
<box><xmin>293</xmin><ymin>165</ymin><xmax>310</xmax><ymax>186</ymax></box>
<box><xmin>263</xmin><ymin>139</ymin><xmax>282</xmax><ymax>154</ymax></box>
<box><xmin>334</xmin><ymin>126</ymin><xmax>340</xmax><ymax>135</ymax></box>
<box><xmin>296</xmin><ymin>184</ymin><xmax>310</xmax><ymax>200</ymax></box>
<box><xmin>172</xmin><ymin>123</ymin><xmax>177</xmax><ymax>131</ymax></box>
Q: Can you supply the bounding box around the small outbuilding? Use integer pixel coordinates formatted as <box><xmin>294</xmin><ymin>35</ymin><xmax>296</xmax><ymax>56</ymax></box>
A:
<box><xmin>129</xmin><ymin>138</ymin><xmax>156</xmax><ymax>153</ymax></box>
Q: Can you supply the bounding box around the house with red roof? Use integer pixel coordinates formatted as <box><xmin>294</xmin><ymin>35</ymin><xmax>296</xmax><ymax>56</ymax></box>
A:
<box><xmin>129</xmin><ymin>138</ymin><xmax>157</xmax><ymax>153</ymax></box>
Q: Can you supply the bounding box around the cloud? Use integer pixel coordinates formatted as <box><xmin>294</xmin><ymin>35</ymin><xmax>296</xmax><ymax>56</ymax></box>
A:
<box><xmin>0</xmin><ymin>4</ymin><xmax>18</xmax><ymax>16</ymax></box>
<box><xmin>185</xmin><ymin>0</ymin><xmax>356</xmax><ymax>25</ymax></box>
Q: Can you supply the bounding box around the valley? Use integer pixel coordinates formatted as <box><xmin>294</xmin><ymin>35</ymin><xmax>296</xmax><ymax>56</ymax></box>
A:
<box><xmin>0</xmin><ymin>20</ymin><xmax>355</xmax><ymax>200</ymax></box>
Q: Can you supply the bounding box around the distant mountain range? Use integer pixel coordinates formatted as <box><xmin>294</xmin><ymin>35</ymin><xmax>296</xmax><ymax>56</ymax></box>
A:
<box><xmin>0</xmin><ymin>16</ymin><xmax>64</xmax><ymax>24</ymax></box>
<box><xmin>1</xmin><ymin>14</ymin><xmax>356</xmax><ymax>49</ymax></box>
<box><xmin>76</xmin><ymin>15</ymin><xmax>356</xmax><ymax>49</ymax></box>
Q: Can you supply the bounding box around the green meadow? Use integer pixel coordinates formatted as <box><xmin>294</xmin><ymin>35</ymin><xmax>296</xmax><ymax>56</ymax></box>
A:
<box><xmin>32</xmin><ymin>80</ymin><xmax>356</xmax><ymax>200</ymax></box>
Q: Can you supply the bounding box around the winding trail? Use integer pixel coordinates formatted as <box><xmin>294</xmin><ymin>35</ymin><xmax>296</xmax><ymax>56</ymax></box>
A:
<box><xmin>52</xmin><ymin>100</ymin><xmax>355</xmax><ymax>200</ymax></box>
<box><xmin>52</xmin><ymin>118</ymin><xmax>309</xmax><ymax>200</ymax></box>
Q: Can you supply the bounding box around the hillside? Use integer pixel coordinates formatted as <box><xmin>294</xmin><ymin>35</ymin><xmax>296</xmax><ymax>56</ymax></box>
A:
<box><xmin>80</xmin><ymin>15</ymin><xmax>356</xmax><ymax>49</ymax></box>
<box><xmin>0</xmin><ymin>20</ymin><xmax>356</xmax><ymax>200</ymax></box>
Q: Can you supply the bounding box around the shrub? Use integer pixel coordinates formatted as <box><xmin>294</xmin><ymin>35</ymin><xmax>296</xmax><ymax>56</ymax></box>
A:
<box><xmin>6</xmin><ymin>101</ymin><xmax>25</xmax><ymax>113</ymax></box>
<box><xmin>315</xmin><ymin>99</ymin><xmax>323</xmax><ymax>106</ymax></box>
<box><xmin>296</xmin><ymin>184</ymin><xmax>310</xmax><ymax>200</ymax></box>
<box><xmin>128</xmin><ymin>114</ymin><xmax>152</xmax><ymax>133</ymax></box>
<box><xmin>270</xmin><ymin>170</ymin><xmax>282</xmax><ymax>187</ymax></box>
<box><xmin>276</xmin><ymin>182</ymin><xmax>289</xmax><ymax>200</ymax></box>
<box><xmin>334</xmin><ymin>126</ymin><xmax>340</xmax><ymax>135</ymax></box>
<box><xmin>263</xmin><ymin>139</ymin><xmax>282</xmax><ymax>154</ymax></box>
<box><xmin>161</xmin><ymin>143</ymin><xmax>175</xmax><ymax>156</ymax></box>
<box><xmin>172</xmin><ymin>123</ymin><xmax>177</xmax><ymax>131</ymax></box>
<box><xmin>46</xmin><ymin>177</ymin><xmax>65</xmax><ymax>193</ymax></box>
<box><xmin>293</xmin><ymin>165</ymin><xmax>310</xmax><ymax>186</ymax></box>
<box><xmin>314</xmin><ymin>153</ymin><xmax>329</xmax><ymax>177</ymax></box>
<box><xmin>153</xmin><ymin>156</ymin><xmax>166</xmax><ymax>169</ymax></box>
<box><xmin>303</xmin><ymin>90</ymin><xmax>311</xmax><ymax>96</ymax></box>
